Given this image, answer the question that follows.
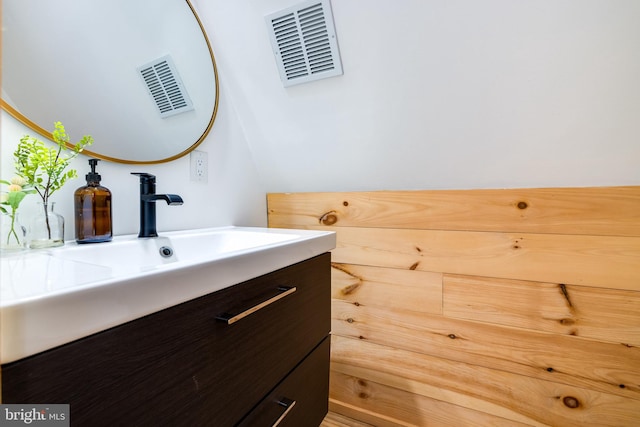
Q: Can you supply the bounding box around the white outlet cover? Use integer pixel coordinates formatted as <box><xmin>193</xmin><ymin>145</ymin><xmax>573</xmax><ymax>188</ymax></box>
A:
<box><xmin>190</xmin><ymin>150</ymin><xmax>208</xmax><ymax>183</ymax></box>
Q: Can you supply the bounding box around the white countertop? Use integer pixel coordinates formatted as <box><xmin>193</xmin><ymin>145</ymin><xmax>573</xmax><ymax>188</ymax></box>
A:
<box><xmin>1</xmin><ymin>226</ymin><xmax>335</xmax><ymax>364</ymax></box>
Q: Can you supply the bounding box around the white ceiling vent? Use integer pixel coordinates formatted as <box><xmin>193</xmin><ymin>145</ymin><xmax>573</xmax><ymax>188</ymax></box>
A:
<box><xmin>138</xmin><ymin>55</ymin><xmax>194</xmax><ymax>118</ymax></box>
<box><xmin>266</xmin><ymin>0</ymin><xmax>343</xmax><ymax>87</ymax></box>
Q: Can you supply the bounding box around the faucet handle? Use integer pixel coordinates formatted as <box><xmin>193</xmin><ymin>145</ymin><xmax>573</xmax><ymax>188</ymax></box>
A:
<box><xmin>131</xmin><ymin>172</ymin><xmax>156</xmax><ymax>183</ymax></box>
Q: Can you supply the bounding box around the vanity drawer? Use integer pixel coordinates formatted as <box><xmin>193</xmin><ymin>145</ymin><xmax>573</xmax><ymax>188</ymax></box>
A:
<box><xmin>237</xmin><ymin>336</ymin><xmax>330</xmax><ymax>427</ymax></box>
<box><xmin>2</xmin><ymin>253</ymin><xmax>331</xmax><ymax>426</ymax></box>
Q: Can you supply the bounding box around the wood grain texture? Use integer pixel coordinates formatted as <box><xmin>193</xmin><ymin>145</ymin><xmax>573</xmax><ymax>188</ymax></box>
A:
<box><xmin>332</xmin><ymin>263</ymin><xmax>442</xmax><ymax>314</ymax></box>
<box><xmin>238</xmin><ymin>337</ymin><xmax>330</xmax><ymax>427</ymax></box>
<box><xmin>324</xmin><ymin>226</ymin><xmax>640</xmax><ymax>290</ymax></box>
<box><xmin>332</xmin><ymin>299</ymin><xmax>640</xmax><ymax>401</ymax></box>
<box><xmin>268</xmin><ymin>186</ymin><xmax>640</xmax><ymax>426</ymax></box>
<box><xmin>330</xmin><ymin>369</ymin><xmax>532</xmax><ymax>427</ymax></box>
<box><xmin>443</xmin><ymin>274</ymin><xmax>640</xmax><ymax>345</ymax></box>
<box><xmin>268</xmin><ymin>186</ymin><xmax>640</xmax><ymax>236</ymax></box>
<box><xmin>328</xmin><ymin>399</ymin><xmax>416</xmax><ymax>427</ymax></box>
<box><xmin>331</xmin><ymin>335</ymin><xmax>640</xmax><ymax>427</ymax></box>
<box><xmin>321</xmin><ymin>411</ymin><xmax>376</xmax><ymax>427</ymax></box>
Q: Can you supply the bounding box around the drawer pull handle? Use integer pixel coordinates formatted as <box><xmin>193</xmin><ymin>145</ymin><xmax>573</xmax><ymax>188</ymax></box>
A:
<box><xmin>216</xmin><ymin>286</ymin><xmax>297</xmax><ymax>325</ymax></box>
<box><xmin>272</xmin><ymin>398</ymin><xmax>296</xmax><ymax>427</ymax></box>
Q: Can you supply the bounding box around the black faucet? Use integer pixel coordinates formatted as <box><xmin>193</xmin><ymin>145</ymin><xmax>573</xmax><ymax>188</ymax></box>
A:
<box><xmin>131</xmin><ymin>173</ymin><xmax>184</xmax><ymax>238</ymax></box>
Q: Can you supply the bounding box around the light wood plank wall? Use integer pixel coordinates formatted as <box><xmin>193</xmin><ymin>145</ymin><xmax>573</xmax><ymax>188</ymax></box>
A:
<box><xmin>267</xmin><ymin>186</ymin><xmax>640</xmax><ymax>427</ymax></box>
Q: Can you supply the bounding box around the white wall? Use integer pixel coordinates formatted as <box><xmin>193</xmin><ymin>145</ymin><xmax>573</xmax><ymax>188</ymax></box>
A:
<box><xmin>198</xmin><ymin>0</ymin><xmax>640</xmax><ymax>192</ymax></box>
<box><xmin>3</xmin><ymin>0</ymin><xmax>639</xmax><ymax>242</ymax></box>
<box><xmin>0</xmin><ymin>84</ymin><xmax>268</xmax><ymax>241</ymax></box>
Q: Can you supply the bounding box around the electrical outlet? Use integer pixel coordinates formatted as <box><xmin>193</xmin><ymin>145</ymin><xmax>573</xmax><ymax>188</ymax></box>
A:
<box><xmin>190</xmin><ymin>150</ymin><xmax>208</xmax><ymax>183</ymax></box>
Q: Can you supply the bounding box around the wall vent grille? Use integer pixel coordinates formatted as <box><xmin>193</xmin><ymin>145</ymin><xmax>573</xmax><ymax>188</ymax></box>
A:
<box><xmin>138</xmin><ymin>55</ymin><xmax>194</xmax><ymax>118</ymax></box>
<box><xmin>266</xmin><ymin>0</ymin><xmax>342</xmax><ymax>87</ymax></box>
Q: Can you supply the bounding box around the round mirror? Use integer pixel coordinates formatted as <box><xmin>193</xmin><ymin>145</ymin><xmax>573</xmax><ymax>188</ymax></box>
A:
<box><xmin>2</xmin><ymin>0</ymin><xmax>219</xmax><ymax>164</ymax></box>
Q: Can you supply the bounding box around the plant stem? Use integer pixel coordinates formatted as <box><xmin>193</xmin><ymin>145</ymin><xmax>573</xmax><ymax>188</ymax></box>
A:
<box><xmin>6</xmin><ymin>209</ymin><xmax>21</xmax><ymax>245</ymax></box>
<box><xmin>43</xmin><ymin>202</ymin><xmax>52</xmax><ymax>239</ymax></box>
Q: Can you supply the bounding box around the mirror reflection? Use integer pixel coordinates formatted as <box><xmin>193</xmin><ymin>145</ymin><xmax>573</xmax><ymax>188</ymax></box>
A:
<box><xmin>2</xmin><ymin>0</ymin><xmax>219</xmax><ymax>164</ymax></box>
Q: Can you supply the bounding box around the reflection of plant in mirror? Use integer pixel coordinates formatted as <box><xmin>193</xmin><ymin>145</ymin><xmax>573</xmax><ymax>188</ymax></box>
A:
<box><xmin>14</xmin><ymin>121</ymin><xmax>94</xmax><ymax>239</ymax></box>
<box><xmin>0</xmin><ymin>176</ymin><xmax>35</xmax><ymax>246</ymax></box>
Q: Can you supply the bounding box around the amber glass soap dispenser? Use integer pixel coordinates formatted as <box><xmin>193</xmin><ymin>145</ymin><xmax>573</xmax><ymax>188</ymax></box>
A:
<box><xmin>74</xmin><ymin>159</ymin><xmax>112</xmax><ymax>243</ymax></box>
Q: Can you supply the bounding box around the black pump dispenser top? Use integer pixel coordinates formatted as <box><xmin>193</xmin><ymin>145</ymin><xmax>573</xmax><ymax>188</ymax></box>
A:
<box><xmin>86</xmin><ymin>158</ymin><xmax>101</xmax><ymax>183</ymax></box>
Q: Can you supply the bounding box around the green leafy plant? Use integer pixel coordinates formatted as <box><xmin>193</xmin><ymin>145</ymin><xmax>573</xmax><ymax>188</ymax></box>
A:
<box><xmin>0</xmin><ymin>176</ymin><xmax>35</xmax><ymax>246</ymax></box>
<box><xmin>14</xmin><ymin>121</ymin><xmax>93</xmax><ymax>239</ymax></box>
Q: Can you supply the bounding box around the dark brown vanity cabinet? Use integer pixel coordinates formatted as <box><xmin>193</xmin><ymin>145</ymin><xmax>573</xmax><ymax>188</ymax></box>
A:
<box><xmin>2</xmin><ymin>253</ymin><xmax>331</xmax><ymax>426</ymax></box>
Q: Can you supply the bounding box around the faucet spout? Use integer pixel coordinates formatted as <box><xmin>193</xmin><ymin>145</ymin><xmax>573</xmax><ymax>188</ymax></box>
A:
<box><xmin>142</xmin><ymin>194</ymin><xmax>184</xmax><ymax>205</ymax></box>
<box><xmin>131</xmin><ymin>173</ymin><xmax>183</xmax><ymax>238</ymax></box>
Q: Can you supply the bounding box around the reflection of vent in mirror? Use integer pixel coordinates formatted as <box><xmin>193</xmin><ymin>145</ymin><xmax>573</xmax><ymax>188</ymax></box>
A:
<box><xmin>138</xmin><ymin>55</ymin><xmax>194</xmax><ymax>118</ymax></box>
<box><xmin>266</xmin><ymin>0</ymin><xmax>342</xmax><ymax>87</ymax></box>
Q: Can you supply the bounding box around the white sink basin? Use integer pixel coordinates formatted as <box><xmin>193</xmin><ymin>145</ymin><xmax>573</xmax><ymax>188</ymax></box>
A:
<box><xmin>0</xmin><ymin>226</ymin><xmax>335</xmax><ymax>363</ymax></box>
<box><xmin>47</xmin><ymin>228</ymin><xmax>303</xmax><ymax>275</ymax></box>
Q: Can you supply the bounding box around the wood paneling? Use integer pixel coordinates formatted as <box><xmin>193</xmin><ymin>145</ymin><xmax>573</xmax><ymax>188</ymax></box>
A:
<box><xmin>267</xmin><ymin>186</ymin><xmax>640</xmax><ymax>426</ymax></box>
<box><xmin>331</xmin><ymin>335</ymin><xmax>640</xmax><ymax>427</ymax></box>
<box><xmin>321</xmin><ymin>411</ymin><xmax>375</xmax><ymax>427</ymax></box>
<box><xmin>303</xmin><ymin>226</ymin><xmax>639</xmax><ymax>290</ymax></box>
<box><xmin>332</xmin><ymin>263</ymin><xmax>442</xmax><ymax>315</ymax></box>
<box><xmin>330</xmin><ymin>369</ymin><xmax>533</xmax><ymax>427</ymax></box>
<box><xmin>332</xmin><ymin>300</ymin><xmax>640</xmax><ymax>401</ymax></box>
<box><xmin>443</xmin><ymin>275</ymin><xmax>640</xmax><ymax>346</ymax></box>
<box><xmin>268</xmin><ymin>187</ymin><xmax>640</xmax><ymax>236</ymax></box>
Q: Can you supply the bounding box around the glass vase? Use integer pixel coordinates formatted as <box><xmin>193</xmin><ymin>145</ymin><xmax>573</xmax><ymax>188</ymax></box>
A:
<box><xmin>0</xmin><ymin>212</ymin><xmax>26</xmax><ymax>253</ymax></box>
<box><xmin>29</xmin><ymin>202</ymin><xmax>65</xmax><ymax>249</ymax></box>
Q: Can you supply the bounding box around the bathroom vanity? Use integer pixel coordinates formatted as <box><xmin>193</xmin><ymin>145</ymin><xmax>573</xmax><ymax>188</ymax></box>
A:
<box><xmin>1</xmin><ymin>227</ymin><xmax>335</xmax><ymax>426</ymax></box>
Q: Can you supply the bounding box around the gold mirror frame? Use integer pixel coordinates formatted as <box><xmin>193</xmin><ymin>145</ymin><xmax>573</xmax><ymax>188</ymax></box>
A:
<box><xmin>1</xmin><ymin>0</ymin><xmax>219</xmax><ymax>165</ymax></box>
